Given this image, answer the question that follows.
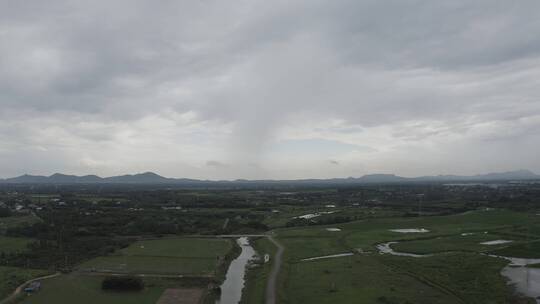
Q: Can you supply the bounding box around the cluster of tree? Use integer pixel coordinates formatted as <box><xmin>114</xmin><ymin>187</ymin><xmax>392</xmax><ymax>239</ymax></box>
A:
<box><xmin>2</xmin><ymin>213</ymin><xmax>133</xmax><ymax>270</ymax></box>
<box><xmin>6</xmin><ymin>222</ymin><xmax>48</xmax><ymax>237</ymax></box>
<box><xmin>0</xmin><ymin>207</ymin><xmax>11</xmax><ymax>217</ymax></box>
<box><xmin>2</xmin><ymin>205</ymin><xmax>272</xmax><ymax>269</ymax></box>
<box><xmin>285</xmin><ymin>215</ymin><xmax>356</xmax><ymax>227</ymax></box>
<box><xmin>101</xmin><ymin>277</ymin><xmax>144</xmax><ymax>291</ymax></box>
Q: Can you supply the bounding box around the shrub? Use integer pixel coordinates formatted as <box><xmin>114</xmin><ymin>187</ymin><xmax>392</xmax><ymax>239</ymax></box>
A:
<box><xmin>101</xmin><ymin>276</ymin><xmax>144</xmax><ymax>291</ymax></box>
<box><xmin>0</xmin><ymin>207</ymin><xmax>11</xmax><ymax>217</ymax></box>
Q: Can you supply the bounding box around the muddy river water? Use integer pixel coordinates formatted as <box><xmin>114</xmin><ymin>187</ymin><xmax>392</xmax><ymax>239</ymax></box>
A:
<box><xmin>215</xmin><ymin>237</ymin><xmax>256</xmax><ymax>304</ymax></box>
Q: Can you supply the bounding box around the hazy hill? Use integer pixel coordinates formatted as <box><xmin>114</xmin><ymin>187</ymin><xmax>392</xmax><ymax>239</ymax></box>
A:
<box><xmin>0</xmin><ymin>170</ymin><xmax>538</xmax><ymax>185</ymax></box>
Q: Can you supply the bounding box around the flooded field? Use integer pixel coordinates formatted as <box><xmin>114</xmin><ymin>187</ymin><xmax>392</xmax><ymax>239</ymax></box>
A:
<box><xmin>301</xmin><ymin>253</ymin><xmax>354</xmax><ymax>261</ymax></box>
<box><xmin>379</xmin><ymin>241</ymin><xmax>540</xmax><ymax>303</ymax></box>
<box><xmin>325</xmin><ymin>228</ymin><xmax>341</xmax><ymax>232</ymax></box>
<box><xmin>376</xmin><ymin>242</ymin><xmax>431</xmax><ymax>258</ymax></box>
<box><xmin>502</xmin><ymin>266</ymin><xmax>540</xmax><ymax>302</ymax></box>
<box><xmin>293</xmin><ymin>211</ymin><xmax>336</xmax><ymax>220</ymax></box>
<box><xmin>489</xmin><ymin>255</ymin><xmax>540</xmax><ymax>303</ymax></box>
<box><xmin>156</xmin><ymin>288</ymin><xmax>204</xmax><ymax>304</ymax></box>
<box><xmin>389</xmin><ymin>228</ymin><xmax>430</xmax><ymax>233</ymax></box>
<box><xmin>480</xmin><ymin>240</ymin><xmax>513</xmax><ymax>245</ymax></box>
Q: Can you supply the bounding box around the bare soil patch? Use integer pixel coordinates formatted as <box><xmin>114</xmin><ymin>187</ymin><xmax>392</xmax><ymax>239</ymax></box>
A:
<box><xmin>156</xmin><ymin>288</ymin><xmax>204</xmax><ymax>304</ymax></box>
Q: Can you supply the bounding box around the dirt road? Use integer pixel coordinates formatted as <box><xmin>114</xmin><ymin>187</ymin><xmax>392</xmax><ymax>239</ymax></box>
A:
<box><xmin>266</xmin><ymin>236</ymin><xmax>284</xmax><ymax>304</ymax></box>
<box><xmin>0</xmin><ymin>272</ymin><xmax>60</xmax><ymax>304</ymax></box>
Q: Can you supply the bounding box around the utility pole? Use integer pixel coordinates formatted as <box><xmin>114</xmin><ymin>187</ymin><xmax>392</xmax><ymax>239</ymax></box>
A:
<box><xmin>526</xmin><ymin>214</ymin><xmax>531</xmax><ymax>289</ymax></box>
<box><xmin>418</xmin><ymin>194</ymin><xmax>424</xmax><ymax>217</ymax></box>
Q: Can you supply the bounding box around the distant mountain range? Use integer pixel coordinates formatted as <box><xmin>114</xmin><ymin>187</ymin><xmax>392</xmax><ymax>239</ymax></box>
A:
<box><xmin>0</xmin><ymin>170</ymin><xmax>538</xmax><ymax>185</ymax></box>
<box><xmin>0</xmin><ymin>172</ymin><xmax>200</xmax><ymax>185</ymax></box>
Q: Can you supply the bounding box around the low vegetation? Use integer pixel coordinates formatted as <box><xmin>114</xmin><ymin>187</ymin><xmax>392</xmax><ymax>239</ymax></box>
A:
<box><xmin>0</xmin><ymin>266</ymin><xmax>50</xmax><ymax>300</ymax></box>
<box><xmin>19</xmin><ymin>275</ymin><xmax>164</xmax><ymax>304</ymax></box>
<box><xmin>101</xmin><ymin>276</ymin><xmax>144</xmax><ymax>291</ymax></box>
<box><xmin>78</xmin><ymin>237</ymin><xmax>232</xmax><ymax>275</ymax></box>
<box><xmin>0</xmin><ymin>182</ymin><xmax>539</xmax><ymax>303</ymax></box>
<box><xmin>275</xmin><ymin>209</ymin><xmax>540</xmax><ymax>303</ymax></box>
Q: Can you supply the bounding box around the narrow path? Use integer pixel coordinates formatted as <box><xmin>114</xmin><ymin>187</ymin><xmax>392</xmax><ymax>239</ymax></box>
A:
<box><xmin>0</xmin><ymin>272</ymin><xmax>60</xmax><ymax>304</ymax></box>
<box><xmin>266</xmin><ymin>235</ymin><xmax>284</xmax><ymax>304</ymax></box>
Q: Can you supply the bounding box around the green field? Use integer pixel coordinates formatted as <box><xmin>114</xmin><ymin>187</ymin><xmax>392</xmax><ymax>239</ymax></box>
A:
<box><xmin>274</xmin><ymin>209</ymin><xmax>540</xmax><ymax>303</ymax></box>
<box><xmin>380</xmin><ymin>253</ymin><xmax>518</xmax><ymax>303</ymax></box>
<box><xmin>119</xmin><ymin>238</ymin><xmax>231</xmax><ymax>258</ymax></box>
<box><xmin>78</xmin><ymin>255</ymin><xmax>219</xmax><ymax>275</ymax></box>
<box><xmin>4</xmin><ymin>208</ymin><xmax>539</xmax><ymax>304</ymax></box>
<box><xmin>490</xmin><ymin>240</ymin><xmax>540</xmax><ymax>259</ymax></box>
<box><xmin>0</xmin><ymin>236</ymin><xmax>33</xmax><ymax>254</ymax></box>
<box><xmin>0</xmin><ymin>266</ymin><xmax>50</xmax><ymax>300</ymax></box>
<box><xmin>19</xmin><ymin>274</ymin><xmax>165</xmax><ymax>304</ymax></box>
<box><xmin>282</xmin><ymin>255</ymin><xmax>460</xmax><ymax>304</ymax></box>
<box><xmin>12</xmin><ymin>238</ymin><xmax>228</xmax><ymax>304</ymax></box>
<box><xmin>343</xmin><ymin>210</ymin><xmax>537</xmax><ymax>253</ymax></box>
<box><xmin>262</xmin><ymin>206</ymin><xmax>400</xmax><ymax>229</ymax></box>
<box><xmin>78</xmin><ymin>237</ymin><xmax>232</xmax><ymax>275</ymax></box>
<box><xmin>391</xmin><ymin>233</ymin><xmax>525</xmax><ymax>255</ymax></box>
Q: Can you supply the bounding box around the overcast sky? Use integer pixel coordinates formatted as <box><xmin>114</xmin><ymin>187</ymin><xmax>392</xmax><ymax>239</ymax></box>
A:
<box><xmin>1</xmin><ymin>1</ymin><xmax>540</xmax><ymax>179</ymax></box>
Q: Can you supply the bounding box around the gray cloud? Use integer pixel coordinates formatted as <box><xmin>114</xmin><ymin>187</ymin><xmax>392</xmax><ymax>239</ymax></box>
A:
<box><xmin>0</xmin><ymin>1</ymin><xmax>539</xmax><ymax>178</ymax></box>
<box><xmin>206</xmin><ymin>160</ymin><xmax>227</xmax><ymax>168</ymax></box>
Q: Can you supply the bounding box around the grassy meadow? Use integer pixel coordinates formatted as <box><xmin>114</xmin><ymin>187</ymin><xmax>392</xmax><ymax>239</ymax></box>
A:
<box><xmin>78</xmin><ymin>237</ymin><xmax>233</xmax><ymax>275</ymax></box>
<box><xmin>0</xmin><ymin>236</ymin><xmax>33</xmax><ymax>254</ymax></box>
<box><xmin>0</xmin><ymin>266</ymin><xmax>50</xmax><ymax>300</ymax></box>
<box><xmin>18</xmin><ymin>274</ymin><xmax>165</xmax><ymax>304</ymax></box>
<box><xmin>0</xmin><ymin>215</ymin><xmax>40</xmax><ymax>234</ymax></box>
<box><xmin>274</xmin><ymin>209</ymin><xmax>540</xmax><ymax>303</ymax></box>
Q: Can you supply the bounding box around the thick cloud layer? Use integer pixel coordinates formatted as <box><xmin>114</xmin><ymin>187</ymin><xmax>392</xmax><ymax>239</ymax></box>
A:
<box><xmin>1</xmin><ymin>1</ymin><xmax>539</xmax><ymax>179</ymax></box>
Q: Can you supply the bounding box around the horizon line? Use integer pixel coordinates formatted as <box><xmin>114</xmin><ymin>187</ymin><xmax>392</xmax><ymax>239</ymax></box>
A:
<box><xmin>1</xmin><ymin>169</ymin><xmax>538</xmax><ymax>182</ymax></box>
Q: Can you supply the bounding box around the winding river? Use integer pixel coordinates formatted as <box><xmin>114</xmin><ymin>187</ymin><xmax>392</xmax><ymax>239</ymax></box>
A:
<box><xmin>377</xmin><ymin>241</ymin><xmax>540</xmax><ymax>303</ymax></box>
<box><xmin>216</xmin><ymin>237</ymin><xmax>256</xmax><ymax>304</ymax></box>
